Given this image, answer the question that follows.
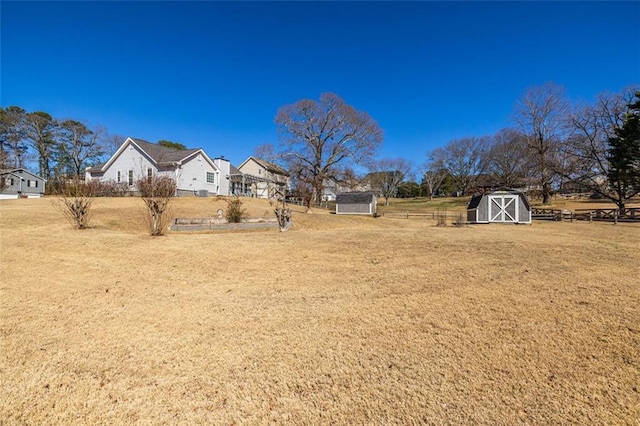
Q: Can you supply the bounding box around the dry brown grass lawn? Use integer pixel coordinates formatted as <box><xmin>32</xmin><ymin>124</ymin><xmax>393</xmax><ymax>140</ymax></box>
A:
<box><xmin>1</xmin><ymin>196</ymin><xmax>639</xmax><ymax>424</ymax></box>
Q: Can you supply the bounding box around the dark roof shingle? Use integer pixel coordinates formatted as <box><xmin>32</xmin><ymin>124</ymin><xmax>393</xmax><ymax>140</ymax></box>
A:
<box><xmin>131</xmin><ymin>138</ymin><xmax>200</xmax><ymax>164</ymax></box>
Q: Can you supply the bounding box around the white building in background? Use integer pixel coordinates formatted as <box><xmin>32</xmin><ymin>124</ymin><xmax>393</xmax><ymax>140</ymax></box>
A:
<box><xmin>85</xmin><ymin>137</ymin><xmax>232</xmax><ymax>196</ymax></box>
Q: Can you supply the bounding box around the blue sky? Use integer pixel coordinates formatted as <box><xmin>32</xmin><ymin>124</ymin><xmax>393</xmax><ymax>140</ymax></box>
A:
<box><xmin>2</xmin><ymin>1</ymin><xmax>639</xmax><ymax>168</ymax></box>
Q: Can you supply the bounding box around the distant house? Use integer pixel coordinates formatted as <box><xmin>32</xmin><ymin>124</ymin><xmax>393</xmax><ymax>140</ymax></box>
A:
<box><xmin>335</xmin><ymin>191</ymin><xmax>377</xmax><ymax>215</ymax></box>
<box><xmin>85</xmin><ymin>137</ymin><xmax>232</xmax><ymax>196</ymax></box>
<box><xmin>0</xmin><ymin>168</ymin><xmax>46</xmax><ymax>199</ymax></box>
<box><xmin>322</xmin><ymin>179</ymin><xmax>370</xmax><ymax>201</ymax></box>
<box><xmin>237</xmin><ymin>156</ymin><xmax>290</xmax><ymax>199</ymax></box>
<box><xmin>467</xmin><ymin>187</ymin><xmax>531</xmax><ymax>224</ymax></box>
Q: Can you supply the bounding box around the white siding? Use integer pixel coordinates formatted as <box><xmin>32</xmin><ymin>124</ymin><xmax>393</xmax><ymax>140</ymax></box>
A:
<box><xmin>100</xmin><ymin>142</ymin><xmax>157</xmax><ymax>189</ymax></box>
<box><xmin>177</xmin><ymin>153</ymin><xmax>219</xmax><ymax>194</ymax></box>
<box><xmin>213</xmin><ymin>158</ymin><xmax>231</xmax><ymax>196</ymax></box>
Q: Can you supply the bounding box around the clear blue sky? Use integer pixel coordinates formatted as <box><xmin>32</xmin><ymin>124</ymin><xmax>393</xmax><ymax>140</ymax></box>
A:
<box><xmin>2</xmin><ymin>1</ymin><xmax>639</xmax><ymax>168</ymax></box>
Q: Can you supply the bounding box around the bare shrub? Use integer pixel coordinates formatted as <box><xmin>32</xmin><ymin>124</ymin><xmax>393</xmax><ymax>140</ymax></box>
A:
<box><xmin>85</xmin><ymin>179</ymin><xmax>129</xmax><ymax>197</ymax></box>
<box><xmin>274</xmin><ymin>195</ymin><xmax>293</xmax><ymax>232</ymax></box>
<box><xmin>225</xmin><ymin>197</ymin><xmax>247</xmax><ymax>223</ymax></box>
<box><xmin>137</xmin><ymin>175</ymin><xmax>177</xmax><ymax>236</ymax></box>
<box><xmin>57</xmin><ymin>179</ymin><xmax>94</xmax><ymax>229</ymax></box>
<box><xmin>436</xmin><ymin>208</ymin><xmax>448</xmax><ymax>227</ymax></box>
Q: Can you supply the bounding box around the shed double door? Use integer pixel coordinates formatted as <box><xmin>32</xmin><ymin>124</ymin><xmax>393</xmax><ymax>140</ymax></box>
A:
<box><xmin>489</xmin><ymin>194</ymin><xmax>518</xmax><ymax>222</ymax></box>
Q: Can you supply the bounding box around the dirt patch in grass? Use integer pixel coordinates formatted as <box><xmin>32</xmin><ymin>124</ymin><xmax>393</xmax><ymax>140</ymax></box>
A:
<box><xmin>1</xmin><ymin>197</ymin><xmax>639</xmax><ymax>424</ymax></box>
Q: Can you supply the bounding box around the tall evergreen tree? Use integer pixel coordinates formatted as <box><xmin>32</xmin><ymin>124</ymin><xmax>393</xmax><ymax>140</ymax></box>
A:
<box><xmin>0</xmin><ymin>106</ymin><xmax>29</xmax><ymax>169</ymax></box>
<box><xmin>24</xmin><ymin>112</ymin><xmax>58</xmax><ymax>180</ymax></box>
<box><xmin>606</xmin><ymin>92</ymin><xmax>640</xmax><ymax>212</ymax></box>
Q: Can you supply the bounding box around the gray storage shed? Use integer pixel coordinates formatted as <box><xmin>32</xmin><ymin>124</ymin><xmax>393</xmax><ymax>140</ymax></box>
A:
<box><xmin>467</xmin><ymin>188</ymin><xmax>531</xmax><ymax>224</ymax></box>
<box><xmin>335</xmin><ymin>191</ymin><xmax>377</xmax><ymax>215</ymax></box>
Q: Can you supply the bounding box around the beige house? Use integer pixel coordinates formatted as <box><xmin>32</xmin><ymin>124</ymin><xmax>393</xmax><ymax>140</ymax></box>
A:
<box><xmin>237</xmin><ymin>156</ymin><xmax>290</xmax><ymax>199</ymax></box>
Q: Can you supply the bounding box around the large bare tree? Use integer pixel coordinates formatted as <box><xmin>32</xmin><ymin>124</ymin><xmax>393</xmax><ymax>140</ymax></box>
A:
<box><xmin>442</xmin><ymin>136</ymin><xmax>489</xmax><ymax>194</ymax></box>
<box><xmin>560</xmin><ymin>87</ymin><xmax>637</xmax><ymax>206</ymax></box>
<box><xmin>275</xmin><ymin>93</ymin><xmax>383</xmax><ymax>210</ymax></box>
<box><xmin>367</xmin><ymin>157</ymin><xmax>413</xmax><ymax>205</ymax></box>
<box><xmin>485</xmin><ymin>128</ymin><xmax>530</xmax><ymax>188</ymax></box>
<box><xmin>514</xmin><ymin>82</ymin><xmax>569</xmax><ymax>203</ymax></box>
<box><xmin>423</xmin><ymin>147</ymin><xmax>448</xmax><ymax>200</ymax></box>
<box><xmin>57</xmin><ymin>120</ymin><xmax>106</xmax><ymax>179</ymax></box>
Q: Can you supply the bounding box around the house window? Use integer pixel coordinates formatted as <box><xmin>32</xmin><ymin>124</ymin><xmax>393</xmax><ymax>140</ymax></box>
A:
<box><xmin>206</xmin><ymin>172</ymin><xmax>215</xmax><ymax>184</ymax></box>
<box><xmin>117</xmin><ymin>171</ymin><xmax>121</xmax><ymax>183</ymax></box>
<box><xmin>128</xmin><ymin>170</ymin><xmax>134</xmax><ymax>186</ymax></box>
<box><xmin>27</xmin><ymin>180</ymin><xmax>38</xmax><ymax>188</ymax></box>
<box><xmin>147</xmin><ymin>168</ymin><xmax>153</xmax><ymax>182</ymax></box>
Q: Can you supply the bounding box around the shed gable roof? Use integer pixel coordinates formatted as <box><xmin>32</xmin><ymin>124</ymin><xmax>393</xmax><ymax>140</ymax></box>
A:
<box><xmin>466</xmin><ymin>187</ymin><xmax>531</xmax><ymax>211</ymax></box>
<box><xmin>336</xmin><ymin>191</ymin><xmax>376</xmax><ymax>204</ymax></box>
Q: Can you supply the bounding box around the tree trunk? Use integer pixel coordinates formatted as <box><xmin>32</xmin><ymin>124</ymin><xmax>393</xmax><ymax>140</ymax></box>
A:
<box><xmin>542</xmin><ymin>181</ymin><xmax>552</xmax><ymax>204</ymax></box>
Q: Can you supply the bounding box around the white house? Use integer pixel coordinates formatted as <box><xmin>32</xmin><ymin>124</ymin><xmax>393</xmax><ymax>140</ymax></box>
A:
<box><xmin>85</xmin><ymin>137</ymin><xmax>232</xmax><ymax>196</ymax></box>
<box><xmin>0</xmin><ymin>168</ymin><xmax>46</xmax><ymax>199</ymax></box>
<box><xmin>237</xmin><ymin>156</ymin><xmax>290</xmax><ymax>199</ymax></box>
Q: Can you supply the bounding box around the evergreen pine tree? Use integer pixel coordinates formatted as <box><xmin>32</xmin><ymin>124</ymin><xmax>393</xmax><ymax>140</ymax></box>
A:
<box><xmin>606</xmin><ymin>92</ymin><xmax>640</xmax><ymax>212</ymax></box>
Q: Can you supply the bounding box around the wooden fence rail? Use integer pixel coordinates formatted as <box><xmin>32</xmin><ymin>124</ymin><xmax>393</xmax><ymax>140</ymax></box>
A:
<box><xmin>533</xmin><ymin>207</ymin><xmax>640</xmax><ymax>223</ymax></box>
<box><xmin>381</xmin><ymin>211</ymin><xmax>464</xmax><ymax>219</ymax></box>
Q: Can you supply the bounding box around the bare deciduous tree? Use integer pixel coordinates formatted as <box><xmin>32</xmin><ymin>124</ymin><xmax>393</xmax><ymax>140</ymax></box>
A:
<box><xmin>485</xmin><ymin>128</ymin><xmax>530</xmax><ymax>188</ymax></box>
<box><xmin>514</xmin><ymin>82</ymin><xmax>570</xmax><ymax>203</ymax></box>
<box><xmin>106</xmin><ymin>133</ymin><xmax>127</xmax><ymax>155</ymax></box>
<box><xmin>275</xmin><ymin>93</ymin><xmax>383</xmax><ymax>211</ymax></box>
<box><xmin>137</xmin><ymin>175</ymin><xmax>177</xmax><ymax>236</ymax></box>
<box><xmin>367</xmin><ymin>157</ymin><xmax>413</xmax><ymax>205</ymax></box>
<box><xmin>423</xmin><ymin>147</ymin><xmax>448</xmax><ymax>200</ymax></box>
<box><xmin>560</xmin><ymin>87</ymin><xmax>637</xmax><ymax>205</ymax></box>
<box><xmin>58</xmin><ymin>120</ymin><xmax>106</xmax><ymax>179</ymax></box>
<box><xmin>442</xmin><ymin>136</ymin><xmax>489</xmax><ymax>194</ymax></box>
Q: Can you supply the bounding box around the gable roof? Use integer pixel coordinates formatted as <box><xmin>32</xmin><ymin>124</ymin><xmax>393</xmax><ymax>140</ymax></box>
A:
<box><xmin>0</xmin><ymin>168</ymin><xmax>46</xmax><ymax>181</ymax></box>
<box><xmin>129</xmin><ymin>138</ymin><xmax>201</xmax><ymax>164</ymax></box>
<box><xmin>98</xmin><ymin>137</ymin><xmax>217</xmax><ymax>172</ymax></box>
<box><xmin>336</xmin><ymin>191</ymin><xmax>376</xmax><ymax>204</ymax></box>
<box><xmin>229</xmin><ymin>164</ymin><xmax>242</xmax><ymax>176</ymax></box>
<box><xmin>467</xmin><ymin>187</ymin><xmax>531</xmax><ymax>210</ymax></box>
<box><xmin>239</xmin><ymin>156</ymin><xmax>290</xmax><ymax>177</ymax></box>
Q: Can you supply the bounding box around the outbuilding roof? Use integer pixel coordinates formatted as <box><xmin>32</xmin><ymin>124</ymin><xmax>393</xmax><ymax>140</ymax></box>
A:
<box><xmin>336</xmin><ymin>191</ymin><xmax>376</xmax><ymax>204</ymax></box>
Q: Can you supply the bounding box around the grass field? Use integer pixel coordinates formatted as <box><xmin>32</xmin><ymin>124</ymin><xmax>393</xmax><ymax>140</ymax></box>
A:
<box><xmin>1</xmin><ymin>196</ymin><xmax>639</xmax><ymax>424</ymax></box>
